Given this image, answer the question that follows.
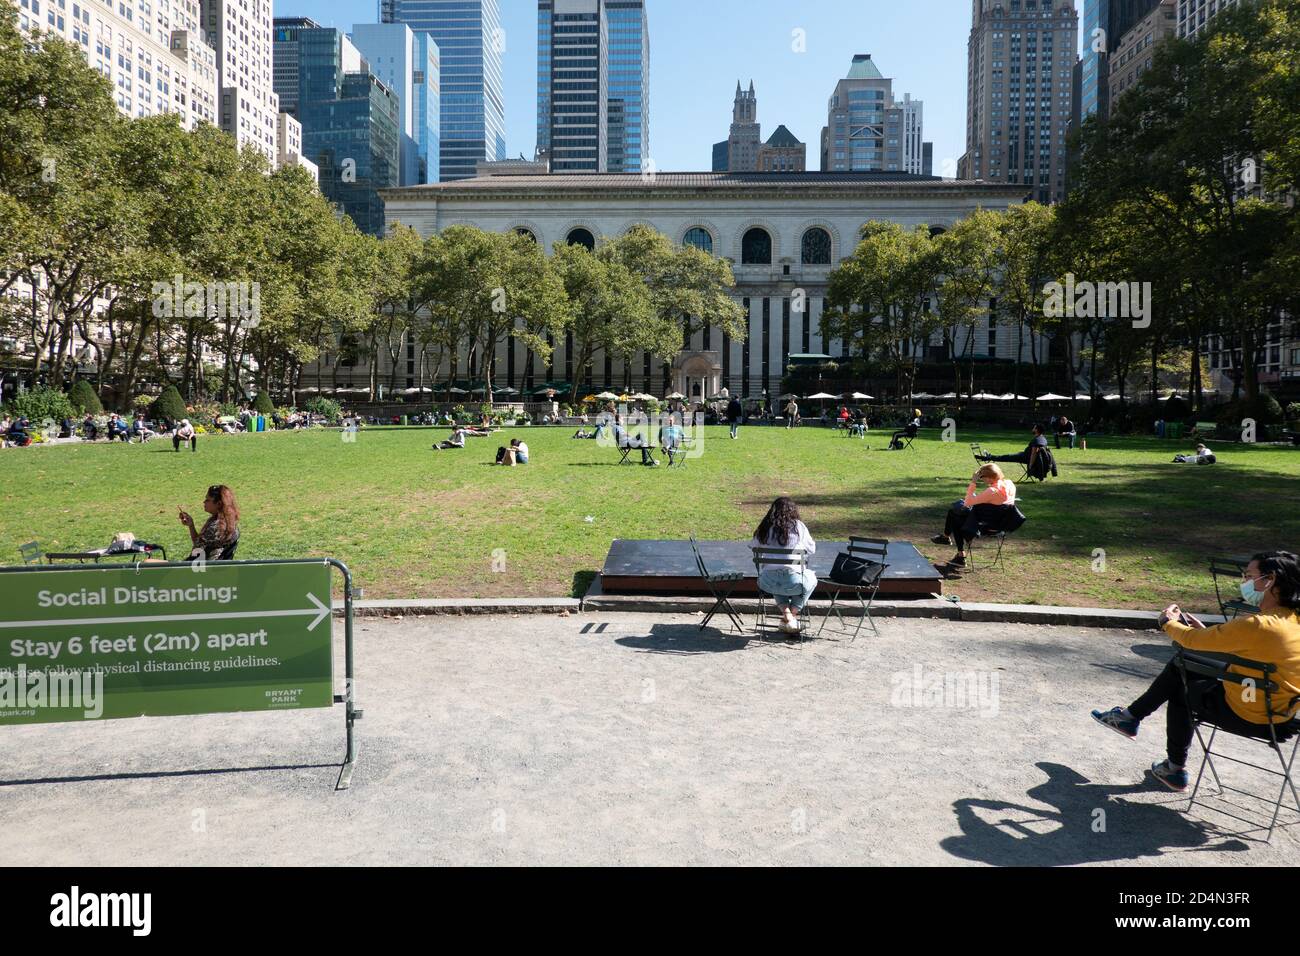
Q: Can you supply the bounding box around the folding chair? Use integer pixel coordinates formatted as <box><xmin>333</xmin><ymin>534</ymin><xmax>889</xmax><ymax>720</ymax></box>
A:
<box><xmin>817</xmin><ymin>537</ymin><xmax>888</xmax><ymax>642</ymax></box>
<box><xmin>965</xmin><ymin>528</ymin><xmax>1007</xmax><ymax>572</ymax></box>
<box><xmin>18</xmin><ymin>541</ymin><xmax>42</xmax><ymax>565</ymax></box>
<box><xmin>751</xmin><ymin>545</ymin><xmax>811</xmax><ymax>641</ymax></box>
<box><xmin>970</xmin><ymin>442</ymin><xmax>989</xmax><ymax>465</ymax></box>
<box><xmin>1209</xmin><ymin>555</ymin><xmax>1256</xmax><ymax>620</ymax></box>
<box><xmin>1174</xmin><ymin>646</ymin><xmax>1300</xmax><ymax>842</ymax></box>
<box><xmin>617</xmin><ymin>443</ymin><xmax>634</xmax><ymax>465</ymax></box>
<box><xmin>665</xmin><ymin>437</ymin><xmax>694</xmax><ymax>468</ymax></box>
<box><xmin>689</xmin><ymin>535</ymin><xmax>744</xmax><ymax>633</ymax></box>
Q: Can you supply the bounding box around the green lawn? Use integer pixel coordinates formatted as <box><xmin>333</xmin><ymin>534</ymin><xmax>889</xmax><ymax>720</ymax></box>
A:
<box><xmin>1</xmin><ymin>424</ymin><xmax>1296</xmax><ymax>612</ymax></box>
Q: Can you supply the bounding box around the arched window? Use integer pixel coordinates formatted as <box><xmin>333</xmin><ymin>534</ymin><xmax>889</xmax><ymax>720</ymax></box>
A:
<box><xmin>514</xmin><ymin>228</ymin><xmax>537</xmax><ymax>242</ymax></box>
<box><xmin>683</xmin><ymin>227</ymin><xmax>713</xmax><ymax>254</ymax></box>
<box><xmin>741</xmin><ymin>227</ymin><xmax>772</xmax><ymax>265</ymax></box>
<box><xmin>801</xmin><ymin>227</ymin><xmax>832</xmax><ymax>265</ymax></box>
<box><xmin>566</xmin><ymin>228</ymin><xmax>596</xmax><ymax>250</ymax></box>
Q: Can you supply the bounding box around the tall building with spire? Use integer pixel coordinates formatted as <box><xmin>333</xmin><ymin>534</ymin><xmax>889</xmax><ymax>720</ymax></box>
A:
<box><xmin>711</xmin><ymin>81</ymin><xmax>804</xmax><ymax>172</ymax></box>
<box><xmin>957</xmin><ymin>0</ymin><xmax>1078</xmax><ymax>204</ymax></box>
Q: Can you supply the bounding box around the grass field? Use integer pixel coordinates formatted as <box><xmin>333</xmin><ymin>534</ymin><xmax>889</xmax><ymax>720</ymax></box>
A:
<box><xmin>1</xmin><ymin>423</ymin><xmax>1297</xmax><ymax>611</ymax></box>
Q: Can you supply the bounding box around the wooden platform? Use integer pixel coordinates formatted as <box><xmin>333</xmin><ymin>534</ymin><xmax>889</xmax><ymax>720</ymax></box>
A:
<box><xmin>600</xmin><ymin>539</ymin><xmax>944</xmax><ymax>598</ymax></box>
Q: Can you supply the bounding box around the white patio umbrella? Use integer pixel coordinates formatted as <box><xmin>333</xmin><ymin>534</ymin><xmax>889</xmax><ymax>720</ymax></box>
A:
<box><xmin>912</xmin><ymin>392</ymin><xmax>934</xmax><ymax>400</ymax></box>
<box><xmin>595</xmin><ymin>392</ymin><xmax>620</xmax><ymax>401</ymax></box>
<box><xmin>665</xmin><ymin>392</ymin><xmax>686</xmax><ymax>400</ymax></box>
<box><xmin>1103</xmin><ymin>394</ymin><xmax>1122</xmax><ymax>401</ymax></box>
<box><xmin>936</xmin><ymin>392</ymin><xmax>958</xmax><ymax>400</ymax></box>
<box><xmin>1000</xmin><ymin>393</ymin><xmax>1031</xmax><ymax>401</ymax></box>
<box><xmin>494</xmin><ymin>386</ymin><xmax>519</xmax><ymax>395</ymax></box>
<box><xmin>445</xmin><ymin>387</ymin><xmax>469</xmax><ymax>395</ymax></box>
<box><xmin>805</xmin><ymin>392</ymin><xmax>839</xmax><ymax>400</ymax></box>
<box><xmin>850</xmin><ymin>392</ymin><xmax>875</xmax><ymax>400</ymax></box>
<box><xmin>777</xmin><ymin>393</ymin><xmax>800</xmax><ymax>401</ymax></box>
<box><xmin>1074</xmin><ymin>393</ymin><xmax>1093</xmax><ymax>400</ymax></box>
<box><xmin>971</xmin><ymin>392</ymin><xmax>1002</xmax><ymax>400</ymax></box>
<box><xmin>1036</xmin><ymin>393</ymin><xmax>1071</xmax><ymax>401</ymax></box>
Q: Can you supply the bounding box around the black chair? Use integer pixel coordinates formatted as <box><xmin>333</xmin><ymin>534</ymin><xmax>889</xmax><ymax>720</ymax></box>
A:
<box><xmin>18</xmin><ymin>540</ymin><xmax>42</xmax><ymax>565</ymax></box>
<box><xmin>965</xmin><ymin>506</ymin><xmax>1026</xmax><ymax>573</ymax></box>
<box><xmin>970</xmin><ymin>442</ymin><xmax>989</xmax><ymax>465</ymax></box>
<box><xmin>817</xmin><ymin>537</ymin><xmax>888</xmax><ymax>642</ymax></box>
<box><xmin>689</xmin><ymin>535</ymin><xmax>744</xmax><ymax>632</ymax></box>
<box><xmin>664</xmin><ymin>437</ymin><xmax>694</xmax><ymax>468</ymax></box>
<box><xmin>751</xmin><ymin>545</ymin><xmax>811</xmax><ymax>641</ymax></box>
<box><xmin>1209</xmin><ymin>555</ymin><xmax>1256</xmax><ymax>620</ymax></box>
<box><xmin>1173</xmin><ymin>646</ymin><xmax>1300</xmax><ymax>842</ymax></box>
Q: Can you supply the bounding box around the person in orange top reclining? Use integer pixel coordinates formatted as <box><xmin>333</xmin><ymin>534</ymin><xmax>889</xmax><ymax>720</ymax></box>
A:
<box><xmin>1092</xmin><ymin>550</ymin><xmax>1300</xmax><ymax>792</ymax></box>
<box><xmin>931</xmin><ymin>463</ymin><xmax>1018</xmax><ymax>568</ymax></box>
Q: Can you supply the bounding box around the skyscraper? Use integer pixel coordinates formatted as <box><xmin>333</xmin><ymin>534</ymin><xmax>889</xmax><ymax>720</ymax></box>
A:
<box><xmin>202</xmin><ymin>0</ymin><xmax>280</xmax><ymax>164</ymax></box>
<box><xmin>820</xmin><ymin>55</ymin><xmax>924</xmax><ymax>174</ymax></box>
<box><xmin>1176</xmin><ymin>0</ymin><xmax>1240</xmax><ymax>38</ymax></box>
<box><xmin>958</xmin><ymin>0</ymin><xmax>1079</xmax><ymax>205</ymax></box>
<box><xmin>603</xmin><ymin>0</ymin><xmax>649</xmax><ymax>174</ymax></box>
<box><xmin>381</xmin><ymin>0</ymin><xmax>505</xmax><ymax>182</ymax></box>
<box><xmin>537</xmin><ymin>0</ymin><xmax>606</xmax><ymax>172</ymax></box>
<box><xmin>537</xmin><ymin>0</ymin><xmax>649</xmax><ymax>174</ymax></box>
<box><xmin>350</xmin><ymin>23</ymin><xmax>441</xmax><ymax>185</ymax></box>
<box><xmin>1080</xmin><ymin>1</ymin><xmax>1165</xmax><ymax>122</ymax></box>
<box><xmin>273</xmin><ymin>18</ymin><xmax>400</xmax><ymax>235</ymax></box>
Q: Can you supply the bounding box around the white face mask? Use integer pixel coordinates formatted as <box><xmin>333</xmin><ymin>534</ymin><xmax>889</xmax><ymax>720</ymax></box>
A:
<box><xmin>1240</xmin><ymin>575</ymin><xmax>1272</xmax><ymax>608</ymax></box>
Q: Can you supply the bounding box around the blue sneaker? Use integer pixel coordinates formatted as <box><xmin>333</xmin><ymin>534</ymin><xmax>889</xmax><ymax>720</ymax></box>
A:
<box><xmin>1149</xmin><ymin>759</ymin><xmax>1189</xmax><ymax>792</ymax></box>
<box><xmin>1091</xmin><ymin>706</ymin><xmax>1139</xmax><ymax>739</ymax></box>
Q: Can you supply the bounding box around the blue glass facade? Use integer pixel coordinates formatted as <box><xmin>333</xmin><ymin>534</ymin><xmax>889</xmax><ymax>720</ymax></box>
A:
<box><xmin>536</xmin><ymin>0</ymin><xmax>648</xmax><ymax>174</ymax></box>
<box><xmin>381</xmin><ymin>0</ymin><xmax>506</xmax><ymax>181</ymax></box>
<box><xmin>1080</xmin><ymin>0</ymin><xmax>1107</xmax><ymax>118</ymax></box>
<box><xmin>350</xmin><ymin>23</ymin><xmax>441</xmax><ymax>185</ymax></box>
<box><xmin>604</xmin><ymin>1</ymin><xmax>648</xmax><ymax>174</ymax></box>
<box><xmin>274</xmin><ymin>19</ymin><xmax>401</xmax><ymax>236</ymax></box>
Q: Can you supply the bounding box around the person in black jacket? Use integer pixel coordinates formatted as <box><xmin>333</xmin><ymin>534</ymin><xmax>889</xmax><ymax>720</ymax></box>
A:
<box><xmin>1054</xmin><ymin>415</ymin><xmax>1077</xmax><ymax>449</ymax></box>
<box><xmin>726</xmin><ymin>396</ymin><xmax>743</xmax><ymax>440</ymax></box>
<box><xmin>980</xmin><ymin>424</ymin><xmax>1054</xmax><ymax>478</ymax></box>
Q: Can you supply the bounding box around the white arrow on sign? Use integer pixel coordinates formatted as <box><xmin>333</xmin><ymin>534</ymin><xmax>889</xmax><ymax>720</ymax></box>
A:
<box><xmin>0</xmin><ymin>592</ymin><xmax>333</xmax><ymax>632</ymax></box>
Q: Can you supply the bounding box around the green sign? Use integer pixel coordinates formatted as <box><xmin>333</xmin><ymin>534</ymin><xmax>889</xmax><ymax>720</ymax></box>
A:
<box><xmin>0</xmin><ymin>562</ymin><xmax>334</xmax><ymax>725</ymax></box>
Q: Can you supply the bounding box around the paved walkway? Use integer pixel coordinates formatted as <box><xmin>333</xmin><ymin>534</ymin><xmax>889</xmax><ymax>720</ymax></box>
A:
<box><xmin>2</xmin><ymin>613</ymin><xmax>1295</xmax><ymax>865</ymax></box>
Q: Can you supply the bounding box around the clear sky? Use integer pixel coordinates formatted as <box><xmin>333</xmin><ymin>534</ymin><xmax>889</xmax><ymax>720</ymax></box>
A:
<box><xmin>284</xmin><ymin>0</ymin><xmax>1085</xmax><ymax>177</ymax></box>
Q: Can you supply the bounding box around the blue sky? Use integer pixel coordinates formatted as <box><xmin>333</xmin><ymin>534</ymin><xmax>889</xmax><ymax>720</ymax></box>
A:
<box><xmin>285</xmin><ymin>0</ymin><xmax>1085</xmax><ymax>176</ymax></box>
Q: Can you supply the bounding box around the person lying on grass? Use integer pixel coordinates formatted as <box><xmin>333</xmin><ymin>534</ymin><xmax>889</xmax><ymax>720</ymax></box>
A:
<box><xmin>1091</xmin><ymin>551</ymin><xmax>1300</xmax><ymax>792</ymax></box>
<box><xmin>1172</xmin><ymin>443</ymin><xmax>1215</xmax><ymax>464</ymax></box>
<box><xmin>931</xmin><ymin>463</ymin><xmax>1018</xmax><ymax>568</ymax></box>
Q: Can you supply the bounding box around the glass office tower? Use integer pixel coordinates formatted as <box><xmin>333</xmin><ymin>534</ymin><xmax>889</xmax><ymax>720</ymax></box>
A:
<box><xmin>380</xmin><ymin>0</ymin><xmax>505</xmax><ymax>181</ymax></box>
<box><xmin>274</xmin><ymin>18</ymin><xmax>401</xmax><ymax>235</ymax></box>
<box><xmin>603</xmin><ymin>0</ymin><xmax>648</xmax><ymax>174</ymax></box>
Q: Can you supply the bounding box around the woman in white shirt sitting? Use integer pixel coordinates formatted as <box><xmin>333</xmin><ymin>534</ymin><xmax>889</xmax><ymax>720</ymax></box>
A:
<box><xmin>751</xmin><ymin>497</ymin><xmax>818</xmax><ymax>634</ymax></box>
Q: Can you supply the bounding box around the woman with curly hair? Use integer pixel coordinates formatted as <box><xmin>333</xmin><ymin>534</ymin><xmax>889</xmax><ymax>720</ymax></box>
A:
<box><xmin>751</xmin><ymin>497</ymin><xmax>818</xmax><ymax>635</ymax></box>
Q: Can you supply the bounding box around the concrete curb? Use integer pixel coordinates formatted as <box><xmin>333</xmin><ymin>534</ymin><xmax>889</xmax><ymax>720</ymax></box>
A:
<box><xmin>335</xmin><ymin>597</ymin><xmax>581</xmax><ymax>617</ymax></box>
<box><xmin>330</xmin><ymin>593</ymin><xmax>1226</xmax><ymax>630</ymax></box>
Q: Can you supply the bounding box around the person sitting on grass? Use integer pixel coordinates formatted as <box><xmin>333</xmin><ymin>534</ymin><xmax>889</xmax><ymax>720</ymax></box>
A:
<box><xmin>751</xmin><ymin>496</ymin><xmax>818</xmax><ymax>636</ymax></box>
<box><xmin>496</xmin><ymin>438</ymin><xmax>529</xmax><ymax>466</ymax></box>
<box><xmin>1054</xmin><ymin>415</ymin><xmax>1077</xmax><ymax>449</ymax></box>
<box><xmin>81</xmin><ymin>413</ymin><xmax>99</xmax><ymax>441</ymax></box>
<box><xmin>889</xmin><ymin>409</ymin><xmax>922</xmax><ymax>450</ymax></box>
<box><xmin>172</xmin><ymin>419</ymin><xmax>197</xmax><ymax>452</ymax></box>
<box><xmin>180</xmin><ymin>484</ymin><xmax>241</xmax><ymax>562</ymax></box>
<box><xmin>1091</xmin><ymin>551</ymin><xmax>1300</xmax><ymax>792</ymax></box>
<box><xmin>432</xmin><ymin>427</ymin><xmax>468</xmax><ymax>450</ymax></box>
<box><xmin>931</xmin><ymin>463</ymin><xmax>1018</xmax><ymax>568</ymax></box>
<box><xmin>1173</xmin><ymin>443</ymin><xmax>1215</xmax><ymax>464</ymax></box>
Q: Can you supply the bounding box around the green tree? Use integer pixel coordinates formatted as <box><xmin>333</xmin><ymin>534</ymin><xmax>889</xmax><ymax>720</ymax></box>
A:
<box><xmin>68</xmin><ymin>378</ymin><xmax>102</xmax><ymax>415</ymax></box>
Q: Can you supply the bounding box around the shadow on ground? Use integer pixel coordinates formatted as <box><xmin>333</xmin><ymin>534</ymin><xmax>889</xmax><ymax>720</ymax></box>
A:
<box><xmin>941</xmin><ymin>761</ymin><xmax>1251</xmax><ymax>865</ymax></box>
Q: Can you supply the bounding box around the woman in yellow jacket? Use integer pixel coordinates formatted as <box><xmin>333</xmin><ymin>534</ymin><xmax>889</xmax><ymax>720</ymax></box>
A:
<box><xmin>1092</xmin><ymin>550</ymin><xmax>1300</xmax><ymax>791</ymax></box>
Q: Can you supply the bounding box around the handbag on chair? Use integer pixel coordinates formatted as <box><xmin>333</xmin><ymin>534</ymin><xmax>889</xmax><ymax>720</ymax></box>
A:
<box><xmin>829</xmin><ymin>552</ymin><xmax>882</xmax><ymax>587</ymax></box>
